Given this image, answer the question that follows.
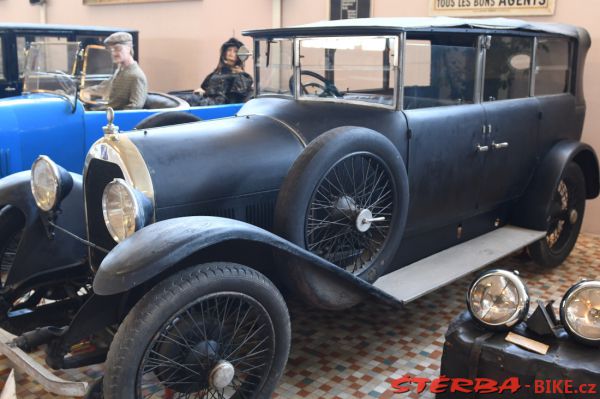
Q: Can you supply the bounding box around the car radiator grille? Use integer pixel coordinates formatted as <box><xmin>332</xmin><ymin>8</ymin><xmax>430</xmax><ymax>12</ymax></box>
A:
<box><xmin>85</xmin><ymin>159</ymin><xmax>125</xmax><ymax>270</ymax></box>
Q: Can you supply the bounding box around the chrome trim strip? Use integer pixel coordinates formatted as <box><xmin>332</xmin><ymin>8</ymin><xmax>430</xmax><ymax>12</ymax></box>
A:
<box><xmin>397</xmin><ymin>32</ymin><xmax>405</xmax><ymax>111</ymax></box>
<box><xmin>530</xmin><ymin>37</ymin><xmax>538</xmax><ymax>96</ymax></box>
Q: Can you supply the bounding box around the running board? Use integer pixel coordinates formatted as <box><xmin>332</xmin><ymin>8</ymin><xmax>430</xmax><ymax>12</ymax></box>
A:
<box><xmin>0</xmin><ymin>328</ymin><xmax>88</xmax><ymax>397</ymax></box>
<box><xmin>373</xmin><ymin>226</ymin><xmax>546</xmax><ymax>303</ymax></box>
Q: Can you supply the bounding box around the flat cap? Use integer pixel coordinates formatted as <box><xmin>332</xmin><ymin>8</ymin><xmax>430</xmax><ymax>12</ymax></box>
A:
<box><xmin>104</xmin><ymin>31</ymin><xmax>133</xmax><ymax>46</ymax></box>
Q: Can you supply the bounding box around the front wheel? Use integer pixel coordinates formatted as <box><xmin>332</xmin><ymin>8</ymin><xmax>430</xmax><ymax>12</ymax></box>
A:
<box><xmin>103</xmin><ymin>262</ymin><xmax>291</xmax><ymax>399</ymax></box>
<box><xmin>527</xmin><ymin>162</ymin><xmax>586</xmax><ymax>268</ymax></box>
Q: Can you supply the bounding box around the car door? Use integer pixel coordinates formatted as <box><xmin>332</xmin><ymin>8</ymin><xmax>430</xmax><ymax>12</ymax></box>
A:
<box><xmin>402</xmin><ymin>35</ymin><xmax>486</xmax><ymax>233</ymax></box>
<box><xmin>479</xmin><ymin>35</ymin><xmax>540</xmax><ymax>207</ymax></box>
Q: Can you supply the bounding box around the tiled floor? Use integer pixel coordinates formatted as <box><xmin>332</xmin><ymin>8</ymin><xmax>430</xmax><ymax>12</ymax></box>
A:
<box><xmin>2</xmin><ymin>234</ymin><xmax>599</xmax><ymax>398</ymax></box>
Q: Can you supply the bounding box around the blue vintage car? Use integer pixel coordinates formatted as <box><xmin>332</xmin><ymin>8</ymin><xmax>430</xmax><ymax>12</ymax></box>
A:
<box><xmin>0</xmin><ymin>41</ymin><xmax>242</xmax><ymax>177</ymax></box>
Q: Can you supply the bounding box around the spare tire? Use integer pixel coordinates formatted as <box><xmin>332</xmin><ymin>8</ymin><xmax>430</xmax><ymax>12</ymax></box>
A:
<box><xmin>134</xmin><ymin>112</ymin><xmax>202</xmax><ymax>130</ymax></box>
<box><xmin>274</xmin><ymin>126</ymin><xmax>409</xmax><ymax>284</ymax></box>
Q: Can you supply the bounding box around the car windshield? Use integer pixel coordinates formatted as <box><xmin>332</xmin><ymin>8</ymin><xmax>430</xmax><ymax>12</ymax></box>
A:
<box><xmin>255</xmin><ymin>38</ymin><xmax>294</xmax><ymax>96</ymax></box>
<box><xmin>297</xmin><ymin>36</ymin><xmax>397</xmax><ymax>107</ymax></box>
<box><xmin>23</xmin><ymin>42</ymin><xmax>79</xmax><ymax>103</ymax></box>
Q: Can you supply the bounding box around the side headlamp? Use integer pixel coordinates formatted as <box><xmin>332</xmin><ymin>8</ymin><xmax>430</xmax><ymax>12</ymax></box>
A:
<box><xmin>31</xmin><ymin>155</ymin><xmax>73</xmax><ymax>212</ymax></box>
<box><xmin>467</xmin><ymin>269</ymin><xmax>530</xmax><ymax>330</ymax></box>
<box><xmin>560</xmin><ymin>280</ymin><xmax>600</xmax><ymax>346</ymax></box>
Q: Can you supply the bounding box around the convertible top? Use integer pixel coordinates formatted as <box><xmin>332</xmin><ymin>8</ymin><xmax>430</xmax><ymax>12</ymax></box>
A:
<box><xmin>243</xmin><ymin>16</ymin><xmax>586</xmax><ymax>41</ymax></box>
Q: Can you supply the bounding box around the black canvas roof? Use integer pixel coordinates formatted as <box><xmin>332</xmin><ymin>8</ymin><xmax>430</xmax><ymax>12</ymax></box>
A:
<box><xmin>243</xmin><ymin>16</ymin><xmax>584</xmax><ymax>40</ymax></box>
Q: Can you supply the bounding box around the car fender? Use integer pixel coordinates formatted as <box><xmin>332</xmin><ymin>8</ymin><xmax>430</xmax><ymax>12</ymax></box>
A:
<box><xmin>512</xmin><ymin>140</ymin><xmax>599</xmax><ymax>231</ymax></box>
<box><xmin>0</xmin><ymin>171</ymin><xmax>88</xmax><ymax>290</ymax></box>
<box><xmin>93</xmin><ymin>216</ymin><xmax>402</xmax><ymax>308</ymax></box>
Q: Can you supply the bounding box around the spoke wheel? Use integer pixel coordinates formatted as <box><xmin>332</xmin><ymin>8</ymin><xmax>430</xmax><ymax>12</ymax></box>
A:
<box><xmin>103</xmin><ymin>263</ymin><xmax>291</xmax><ymax>399</ymax></box>
<box><xmin>138</xmin><ymin>293</ymin><xmax>274</xmax><ymax>398</ymax></box>
<box><xmin>275</xmin><ymin>127</ymin><xmax>409</xmax><ymax>293</ymax></box>
<box><xmin>305</xmin><ymin>153</ymin><xmax>395</xmax><ymax>275</ymax></box>
<box><xmin>528</xmin><ymin>162</ymin><xmax>586</xmax><ymax>268</ymax></box>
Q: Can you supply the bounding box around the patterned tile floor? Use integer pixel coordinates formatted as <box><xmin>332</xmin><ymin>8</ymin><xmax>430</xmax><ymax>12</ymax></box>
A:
<box><xmin>1</xmin><ymin>234</ymin><xmax>599</xmax><ymax>398</ymax></box>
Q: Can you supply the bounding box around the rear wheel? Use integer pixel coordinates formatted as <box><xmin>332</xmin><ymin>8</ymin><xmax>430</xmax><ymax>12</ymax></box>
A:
<box><xmin>103</xmin><ymin>262</ymin><xmax>291</xmax><ymax>399</ymax></box>
<box><xmin>528</xmin><ymin>162</ymin><xmax>586</xmax><ymax>268</ymax></box>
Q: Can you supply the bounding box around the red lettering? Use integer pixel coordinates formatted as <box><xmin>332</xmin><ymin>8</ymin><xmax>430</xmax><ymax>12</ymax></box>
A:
<box><xmin>450</xmin><ymin>378</ymin><xmax>474</xmax><ymax>393</ymax></box>
<box><xmin>534</xmin><ymin>380</ymin><xmax>545</xmax><ymax>394</ymax></box>
<box><xmin>429</xmin><ymin>376</ymin><xmax>450</xmax><ymax>393</ymax></box>
<box><xmin>564</xmin><ymin>380</ymin><xmax>574</xmax><ymax>394</ymax></box>
<box><xmin>552</xmin><ymin>380</ymin><xmax>564</xmax><ymax>394</ymax></box>
<box><xmin>390</xmin><ymin>375</ymin><xmax>412</xmax><ymax>393</ymax></box>
<box><xmin>498</xmin><ymin>377</ymin><xmax>521</xmax><ymax>394</ymax></box>
<box><xmin>413</xmin><ymin>377</ymin><xmax>430</xmax><ymax>393</ymax></box>
<box><xmin>588</xmin><ymin>384</ymin><xmax>597</xmax><ymax>394</ymax></box>
<box><xmin>474</xmin><ymin>378</ymin><xmax>498</xmax><ymax>394</ymax></box>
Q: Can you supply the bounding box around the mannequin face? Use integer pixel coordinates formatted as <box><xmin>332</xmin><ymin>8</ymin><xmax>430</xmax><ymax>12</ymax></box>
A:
<box><xmin>224</xmin><ymin>46</ymin><xmax>238</xmax><ymax>66</ymax></box>
<box><xmin>108</xmin><ymin>43</ymin><xmax>133</xmax><ymax>65</ymax></box>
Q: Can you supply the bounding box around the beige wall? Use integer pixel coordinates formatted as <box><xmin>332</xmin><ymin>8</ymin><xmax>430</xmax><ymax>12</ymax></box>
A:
<box><xmin>0</xmin><ymin>0</ymin><xmax>271</xmax><ymax>91</ymax></box>
<box><xmin>1</xmin><ymin>0</ymin><xmax>599</xmax><ymax>233</ymax></box>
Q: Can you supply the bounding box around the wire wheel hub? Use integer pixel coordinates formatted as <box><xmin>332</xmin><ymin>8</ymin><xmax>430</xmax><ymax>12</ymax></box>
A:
<box><xmin>209</xmin><ymin>361</ymin><xmax>236</xmax><ymax>390</ymax></box>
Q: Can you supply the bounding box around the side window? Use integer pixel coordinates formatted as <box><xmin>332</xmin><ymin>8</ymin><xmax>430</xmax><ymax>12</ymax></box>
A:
<box><xmin>403</xmin><ymin>37</ymin><xmax>477</xmax><ymax>109</ymax></box>
<box><xmin>534</xmin><ymin>38</ymin><xmax>571</xmax><ymax>96</ymax></box>
<box><xmin>17</xmin><ymin>35</ymin><xmax>68</xmax><ymax>77</ymax></box>
<box><xmin>483</xmin><ymin>36</ymin><xmax>533</xmax><ymax>102</ymax></box>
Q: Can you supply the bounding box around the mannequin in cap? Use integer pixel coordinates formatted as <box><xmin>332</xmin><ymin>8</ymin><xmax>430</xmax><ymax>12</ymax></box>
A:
<box><xmin>81</xmin><ymin>31</ymin><xmax>148</xmax><ymax>110</ymax></box>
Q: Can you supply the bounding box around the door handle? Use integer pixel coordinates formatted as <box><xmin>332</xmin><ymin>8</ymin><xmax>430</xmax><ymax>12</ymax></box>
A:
<box><xmin>4</xmin><ymin>87</ymin><xmax>16</xmax><ymax>92</ymax></box>
<box><xmin>476</xmin><ymin>144</ymin><xmax>489</xmax><ymax>152</ymax></box>
<box><xmin>492</xmin><ymin>141</ymin><xmax>509</xmax><ymax>149</ymax></box>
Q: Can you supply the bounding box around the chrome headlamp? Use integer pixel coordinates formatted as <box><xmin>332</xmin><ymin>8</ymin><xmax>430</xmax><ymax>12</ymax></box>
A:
<box><xmin>560</xmin><ymin>281</ymin><xmax>600</xmax><ymax>346</ymax></box>
<box><xmin>102</xmin><ymin>178</ymin><xmax>151</xmax><ymax>243</ymax></box>
<box><xmin>467</xmin><ymin>270</ymin><xmax>530</xmax><ymax>330</ymax></box>
<box><xmin>31</xmin><ymin>155</ymin><xmax>73</xmax><ymax>212</ymax></box>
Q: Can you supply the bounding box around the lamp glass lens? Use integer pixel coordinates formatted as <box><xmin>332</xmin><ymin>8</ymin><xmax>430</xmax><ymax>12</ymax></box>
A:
<box><xmin>564</xmin><ymin>287</ymin><xmax>600</xmax><ymax>340</ymax></box>
<box><xmin>31</xmin><ymin>159</ymin><xmax>58</xmax><ymax>211</ymax></box>
<box><xmin>103</xmin><ymin>181</ymin><xmax>136</xmax><ymax>242</ymax></box>
<box><xmin>470</xmin><ymin>275</ymin><xmax>520</xmax><ymax>324</ymax></box>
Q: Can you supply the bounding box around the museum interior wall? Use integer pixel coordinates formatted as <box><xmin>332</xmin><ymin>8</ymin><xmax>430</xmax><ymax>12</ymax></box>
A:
<box><xmin>0</xmin><ymin>0</ymin><xmax>599</xmax><ymax>234</ymax></box>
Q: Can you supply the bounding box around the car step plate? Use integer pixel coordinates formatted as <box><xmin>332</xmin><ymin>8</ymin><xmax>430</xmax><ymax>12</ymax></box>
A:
<box><xmin>0</xmin><ymin>328</ymin><xmax>88</xmax><ymax>397</ymax></box>
<box><xmin>373</xmin><ymin>225</ymin><xmax>546</xmax><ymax>303</ymax></box>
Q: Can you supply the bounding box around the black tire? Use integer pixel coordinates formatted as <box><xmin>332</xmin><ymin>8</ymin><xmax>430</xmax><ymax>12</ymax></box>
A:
<box><xmin>274</xmin><ymin>127</ymin><xmax>409</xmax><ymax>283</ymax></box>
<box><xmin>528</xmin><ymin>162</ymin><xmax>586</xmax><ymax>268</ymax></box>
<box><xmin>134</xmin><ymin>112</ymin><xmax>202</xmax><ymax>130</ymax></box>
<box><xmin>103</xmin><ymin>262</ymin><xmax>291</xmax><ymax>399</ymax></box>
<box><xmin>0</xmin><ymin>205</ymin><xmax>24</xmax><ymax>288</ymax></box>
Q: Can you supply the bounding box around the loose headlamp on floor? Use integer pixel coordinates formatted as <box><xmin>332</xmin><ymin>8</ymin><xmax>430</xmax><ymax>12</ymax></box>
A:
<box><xmin>467</xmin><ymin>271</ymin><xmax>600</xmax><ymax>347</ymax></box>
<box><xmin>560</xmin><ymin>280</ymin><xmax>600</xmax><ymax>346</ymax></box>
<box><xmin>467</xmin><ymin>269</ymin><xmax>530</xmax><ymax>330</ymax></box>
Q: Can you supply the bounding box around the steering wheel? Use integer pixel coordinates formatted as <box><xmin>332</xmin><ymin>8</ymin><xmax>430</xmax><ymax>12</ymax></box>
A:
<box><xmin>289</xmin><ymin>70</ymin><xmax>342</xmax><ymax>98</ymax></box>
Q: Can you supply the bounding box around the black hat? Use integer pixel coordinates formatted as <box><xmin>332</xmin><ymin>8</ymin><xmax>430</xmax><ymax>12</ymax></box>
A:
<box><xmin>220</xmin><ymin>37</ymin><xmax>244</xmax><ymax>54</ymax></box>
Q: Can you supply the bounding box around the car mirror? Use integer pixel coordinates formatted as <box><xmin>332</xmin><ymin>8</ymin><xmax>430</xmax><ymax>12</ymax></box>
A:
<box><xmin>238</xmin><ymin>45</ymin><xmax>252</xmax><ymax>62</ymax></box>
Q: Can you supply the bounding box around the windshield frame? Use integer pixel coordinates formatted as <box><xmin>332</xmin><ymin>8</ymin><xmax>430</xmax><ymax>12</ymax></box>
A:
<box><xmin>254</xmin><ymin>34</ymin><xmax>402</xmax><ymax>110</ymax></box>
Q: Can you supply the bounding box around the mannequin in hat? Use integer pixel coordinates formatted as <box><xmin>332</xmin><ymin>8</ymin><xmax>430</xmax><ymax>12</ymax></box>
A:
<box><xmin>80</xmin><ymin>31</ymin><xmax>148</xmax><ymax>110</ymax></box>
<box><xmin>187</xmin><ymin>38</ymin><xmax>253</xmax><ymax>105</ymax></box>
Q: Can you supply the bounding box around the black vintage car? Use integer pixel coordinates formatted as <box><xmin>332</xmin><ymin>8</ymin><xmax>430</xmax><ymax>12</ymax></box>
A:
<box><xmin>0</xmin><ymin>23</ymin><xmax>138</xmax><ymax>98</ymax></box>
<box><xmin>0</xmin><ymin>17</ymin><xmax>598</xmax><ymax>399</ymax></box>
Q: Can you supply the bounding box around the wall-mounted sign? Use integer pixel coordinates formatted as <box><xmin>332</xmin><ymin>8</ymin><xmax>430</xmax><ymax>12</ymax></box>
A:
<box><xmin>429</xmin><ymin>0</ymin><xmax>555</xmax><ymax>16</ymax></box>
<box><xmin>330</xmin><ymin>0</ymin><xmax>371</xmax><ymax>20</ymax></box>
